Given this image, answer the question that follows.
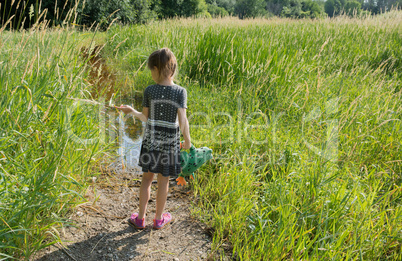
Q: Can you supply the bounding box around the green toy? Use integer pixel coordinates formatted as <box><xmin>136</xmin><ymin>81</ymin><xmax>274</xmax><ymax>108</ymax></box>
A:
<box><xmin>176</xmin><ymin>143</ymin><xmax>213</xmax><ymax>186</ymax></box>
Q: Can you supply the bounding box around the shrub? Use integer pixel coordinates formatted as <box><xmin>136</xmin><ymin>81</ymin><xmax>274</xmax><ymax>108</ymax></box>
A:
<box><xmin>207</xmin><ymin>4</ymin><xmax>229</xmax><ymax>17</ymax></box>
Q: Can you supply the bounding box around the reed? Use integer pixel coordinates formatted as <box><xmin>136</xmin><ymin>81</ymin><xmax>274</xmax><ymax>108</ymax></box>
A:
<box><xmin>0</xmin><ymin>27</ymin><xmax>113</xmax><ymax>259</ymax></box>
<box><xmin>1</xmin><ymin>11</ymin><xmax>401</xmax><ymax>260</ymax></box>
<box><xmin>106</xmin><ymin>13</ymin><xmax>402</xmax><ymax>260</ymax></box>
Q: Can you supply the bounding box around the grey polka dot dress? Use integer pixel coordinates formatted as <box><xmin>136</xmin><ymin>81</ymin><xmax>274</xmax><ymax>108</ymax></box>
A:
<box><xmin>138</xmin><ymin>84</ymin><xmax>187</xmax><ymax>177</ymax></box>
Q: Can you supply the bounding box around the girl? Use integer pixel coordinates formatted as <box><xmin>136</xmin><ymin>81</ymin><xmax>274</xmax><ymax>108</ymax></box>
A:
<box><xmin>115</xmin><ymin>48</ymin><xmax>191</xmax><ymax>229</ymax></box>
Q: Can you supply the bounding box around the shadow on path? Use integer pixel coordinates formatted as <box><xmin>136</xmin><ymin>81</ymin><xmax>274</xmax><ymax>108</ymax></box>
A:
<box><xmin>36</xmin><ymin>226</ymin><xmax>148</xmax><ymax>261</ymax></box>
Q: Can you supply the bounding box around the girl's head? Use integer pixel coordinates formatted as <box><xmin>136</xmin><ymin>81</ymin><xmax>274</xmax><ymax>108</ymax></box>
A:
<box><xmin>148</xmin><ymin>48</ymin><xmax>177</xmax><ymax>81</ymax></box>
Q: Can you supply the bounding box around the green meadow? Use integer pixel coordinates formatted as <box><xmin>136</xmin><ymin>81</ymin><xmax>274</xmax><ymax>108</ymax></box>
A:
<box><xmin>0</xmin><ymin>29</ymin><xmax>111</xmax><ymax>259</ymax></box>
<box><xmin>1</xmin><ymin>12</ymin><xmax>402</xmax><ymax>260</ymax></box>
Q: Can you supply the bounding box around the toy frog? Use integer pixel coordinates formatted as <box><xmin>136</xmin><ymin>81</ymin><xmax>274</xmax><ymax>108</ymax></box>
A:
<box><xmin>176</xmin><ymin>143</ymin><xmax>213</xmax><ymax>186</ymax></box>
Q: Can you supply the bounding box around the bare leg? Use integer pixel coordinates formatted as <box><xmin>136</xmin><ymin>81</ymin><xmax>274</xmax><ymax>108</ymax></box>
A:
<box><xmin>155</xmin><ymin>174</ymin><xmax>170</xmax><ymax>220</ymax></box>
<box><xmin>138</xmin><ymin>171</ymin><xmax>154</xmax><ymax>220</ymax></box>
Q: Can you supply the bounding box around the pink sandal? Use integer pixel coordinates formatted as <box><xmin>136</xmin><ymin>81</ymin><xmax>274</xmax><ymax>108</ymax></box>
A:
<box><xmin>129</xmin><ymin>213</ymin><xmax>145</xmax><ymax>229</ymax></box>
<box><xmin>153</xmin><ymin>212</ymin><xmax>172</xmax><ymax>230</ymax></box>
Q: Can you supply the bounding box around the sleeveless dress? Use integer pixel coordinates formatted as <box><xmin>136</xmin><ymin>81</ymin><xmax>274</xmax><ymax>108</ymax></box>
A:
<box><xmin>138</xmin><ymin>84</ymin><xmax>187</xmax><ymax>177</ymax></box>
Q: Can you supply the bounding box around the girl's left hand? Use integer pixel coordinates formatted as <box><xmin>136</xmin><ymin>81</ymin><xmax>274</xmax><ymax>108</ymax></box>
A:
<box><xmin>180</xmin><ymin>141</ymin><xmax>191</xmax><ymax>150</ymax></box>
<box><xmin>114</xmin><ymin>104</ymin><xmax>134</xmax><ymax>114</ymax></box>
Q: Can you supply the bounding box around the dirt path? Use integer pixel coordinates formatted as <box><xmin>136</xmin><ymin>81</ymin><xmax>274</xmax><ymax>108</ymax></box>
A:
<box><xmin>33</xmin><ymin>166</ymin><xmax>223</xmax><ymax>261</ymax></box>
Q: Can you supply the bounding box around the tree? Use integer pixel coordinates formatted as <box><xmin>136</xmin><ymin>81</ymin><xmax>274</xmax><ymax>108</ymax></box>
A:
<box><xmin>0</xmin><ymin>0</ymin><xmax>159</xmax><ymax>30</ymax></box>
<box><xmin>281</xmin><ymin>0</ymin><xmax>303</xmax><ymax>17</ymax></box>
<box><xmin>266</xmin><ymin>0</ymin><xmax>291</xmax><ymax>16</ymax></box>
<box><xmin>160</xmin><ymin>0</ymin><xmax>208</xmax><ymax>18</ymax></box>
<box><xmin>235</xmin><ymin>0</ymin><xmax>266</xmax><ymax>18</ymax></box>
<box><xmin>302</xmin><ymin>0</ymin><xmax>323</xmax><ymax>18</ymax></box>
<box><xmin>325</xmin><ymin>0</ymin><xmax>342</xmax><ymax>17</ymax></box>
<box><xmin>375</xmin><ymin>0</ymin><xmax>402</xmax><ymax>12</ymax></box>
<box><xmin>84</xmin><ymin>0</ymin><xmax>137</xmax><ymax>26</ymax></box>
<box><xmin>159</xmin><ymin>0</ymin><xmax>180</xmax><ymax>17</ymax></box>
<box><xmin>344</xmin><ymin>0</ymin><xmax>361</xmax><ymax>16</ymax></box>
<box><xmin>131</xmin><ymin>0</ymin><xmax>159</xmax><ymax>23</ymax></box>
<box><xmin>207</xmin><ymin>3</ymin><xmax>229</xmax><ymax>17</ymax></box>
<box><xmin>181</xmin><ymin>0</ymin><xmax>208</xmax><ymax>16</ymax></box>
<box><xmin>216</xmin><ymin>0</ymin><xmax>236</xmax><ymax>14</ymax></box>
<box><xmin>0</xmin><ymin>0</ymin><xmax>79</xmax><ymax>29</ymax></box>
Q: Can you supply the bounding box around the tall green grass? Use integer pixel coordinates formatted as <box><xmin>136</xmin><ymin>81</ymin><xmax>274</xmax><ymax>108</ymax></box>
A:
<box><xmin>107</xmin><ymin>14</ymin><xmax>402</xmax><ymax>259</ymax></box>
<box><xmin>0</xmin><ymin>28</ymin><xmax>112</xmax><ymax>259</ymax></box>
<box><xmin>1</xmin><ymin>12</ymin><xmax>401</xmax><ymax>260</ymax></box>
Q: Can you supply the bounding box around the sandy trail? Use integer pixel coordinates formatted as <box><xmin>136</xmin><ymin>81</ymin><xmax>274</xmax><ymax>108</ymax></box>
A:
<box><xmin>33</xmin><ymin>167</ymin><xmax>221</xmax><ymax>261</ymax></box>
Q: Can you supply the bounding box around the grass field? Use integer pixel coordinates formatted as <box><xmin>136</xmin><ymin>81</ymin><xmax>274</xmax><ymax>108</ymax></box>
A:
<box><xmin>0</xmin><ymin>28</ymin><xmax>114</xmax><ymax>259</ymax></box>
<box><xmin>1</xmin><ymin>12</ymin><xmax>402</xmax><ymax>260</ymax></box>
<box><xmin>106</xmin><ymin>14</ymin><xmax>402</xmax><ymax>260</ymax></box>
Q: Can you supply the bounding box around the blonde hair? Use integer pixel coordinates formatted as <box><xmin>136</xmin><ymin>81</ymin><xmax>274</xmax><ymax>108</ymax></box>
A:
<box><xmin>147</xmin><ymin>47</ymin><xmax>177</xmax><ymax>78</ymax></box>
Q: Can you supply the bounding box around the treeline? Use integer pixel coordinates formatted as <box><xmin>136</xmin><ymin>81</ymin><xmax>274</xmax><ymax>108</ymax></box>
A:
<box><xmin>1</xmin><ymin>0</ymin><xmax>401</xmax><ymax>30</ymax></box>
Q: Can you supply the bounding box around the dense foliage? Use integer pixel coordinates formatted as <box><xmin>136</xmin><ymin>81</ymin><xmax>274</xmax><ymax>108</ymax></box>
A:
<box><xmin>0</xmin><ymin>0</ymin><xmax>160</xmax><ymax>29</ymax></box>
<box><xmin>1</xmin><ymin>0</ymin><xmax>402</xmax><ymax>29</ymax></box>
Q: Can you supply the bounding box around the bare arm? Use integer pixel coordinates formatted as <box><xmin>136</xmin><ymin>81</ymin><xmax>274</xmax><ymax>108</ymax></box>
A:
<box><xmin>114</xmin><ymin>105</ymin><xmax>148</xmax><ymax>122</ymax></box>
<box><xmin>131</xmin><ymin>107</ymin><xmax>148</xmax><ymax>122</ymax></box>
<box><xmin>178</xmin><ymin>108</ymin><xmax>191</xmax><ymax>149</ymax></box>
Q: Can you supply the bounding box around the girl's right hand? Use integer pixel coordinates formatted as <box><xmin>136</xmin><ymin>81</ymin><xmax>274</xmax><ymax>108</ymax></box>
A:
<box><xmin>114</xmin><ymin>104</ymin><xmax>134</xmax><ymax>115</ymax></box>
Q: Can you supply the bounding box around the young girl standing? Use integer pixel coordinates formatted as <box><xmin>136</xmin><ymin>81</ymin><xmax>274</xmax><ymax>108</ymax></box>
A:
<box><xmin>115</xmin><ymin>48</ymin><xmax>191</xmax><ymax>229</ymax></box>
